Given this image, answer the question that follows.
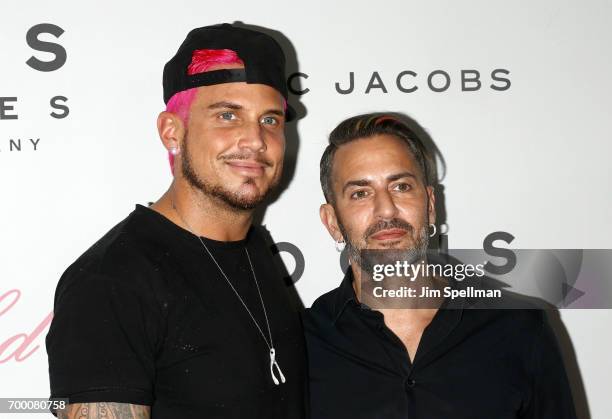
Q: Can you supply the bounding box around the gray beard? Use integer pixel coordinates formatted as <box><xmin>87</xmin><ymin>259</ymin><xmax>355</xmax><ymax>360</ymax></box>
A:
<box><xmin>337</xmin><ymin>216</ymin><xmax>430</xmax><ymax>276</ymax></box>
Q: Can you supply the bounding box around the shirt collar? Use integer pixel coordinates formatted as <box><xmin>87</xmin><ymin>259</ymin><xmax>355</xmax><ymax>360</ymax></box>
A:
<box><xmin>331</xmin><ymin>265</ymin><xmax>467</xmax><ymax>326</ymax></box>
<box><xmin>332</xmin><ymin>268</ymin><xmax>359</xmax><ymax>324</ymax></box>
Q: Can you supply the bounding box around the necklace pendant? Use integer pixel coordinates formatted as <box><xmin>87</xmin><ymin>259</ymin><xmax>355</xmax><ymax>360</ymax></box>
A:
<box><xmin>269</xmin><ymin>348</ymin><xmax>286</xmax><ymax>385</ymax></box>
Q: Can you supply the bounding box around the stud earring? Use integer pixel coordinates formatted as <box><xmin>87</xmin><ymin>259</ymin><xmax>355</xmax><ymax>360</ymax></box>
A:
<box><xmin>169</xmin><ymin>146</ymin><xmax>180</xmax><ymax>156</ymax></box>
<box><xmin>335</xmin><ymin>239</ymin><xmax>346</xmax><ymax>252</ymax></box>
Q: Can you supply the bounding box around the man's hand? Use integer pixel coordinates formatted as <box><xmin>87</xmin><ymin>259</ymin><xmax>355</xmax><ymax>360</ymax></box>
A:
<box><xmin>56</xmin><ymin>402</ymin><xmax>150</xmax><ymax>419</ymax></box>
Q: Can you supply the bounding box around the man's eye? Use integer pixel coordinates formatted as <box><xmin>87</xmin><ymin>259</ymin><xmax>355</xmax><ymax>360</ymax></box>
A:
<box><xmin>261</xmin><ymin>116</ymin><xmax>278</xmax><ymax>125</ymax></box>
<box><xmin>219</xmin><ymin>112</ymin><xmax>236</xmax><ymax>121</ymax></box>
<box><xmin>351</xmin><ymin>190</ymin><xmax>369</xmax><ymax>199</ymax></box>
<box><xmin>393</xmin><ymin>183</ymin><xmax>412</xmax><ymax>192</ymax></box>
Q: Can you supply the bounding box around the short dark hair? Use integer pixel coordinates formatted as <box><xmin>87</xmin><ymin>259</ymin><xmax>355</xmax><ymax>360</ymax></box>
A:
<box><xmin>320</xmin><ymin>112</ymin><xmax>435</xmax><ymax>203</ymax></box>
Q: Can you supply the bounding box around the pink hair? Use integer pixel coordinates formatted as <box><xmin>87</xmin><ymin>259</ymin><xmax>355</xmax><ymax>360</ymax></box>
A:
<box><xmin>165</xmin><ymin>49</ymin><xmax>244</xmax><ymax>172</ymax></box>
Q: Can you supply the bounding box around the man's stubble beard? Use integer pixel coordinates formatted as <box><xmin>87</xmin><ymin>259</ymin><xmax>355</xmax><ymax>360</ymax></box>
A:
<box><xmin>180</xmin><ymin>130</ymin><xmax>280</xmax><ymax>211</ymax></box>
<box><xmin>336</xmin><ymin>211</ymin><xmax>430</xmax><ymax>275</ymax></box>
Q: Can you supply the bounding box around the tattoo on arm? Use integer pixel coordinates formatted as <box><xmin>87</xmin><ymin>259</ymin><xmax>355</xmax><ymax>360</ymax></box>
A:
<box><xmin>56</xmin><ymin>402</ymin><xmax>150</xmax><ymax>419</ymax></box>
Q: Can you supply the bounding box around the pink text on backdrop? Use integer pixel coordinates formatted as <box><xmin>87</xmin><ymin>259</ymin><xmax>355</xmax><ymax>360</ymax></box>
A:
<box><xmin>0</xmin><ymin>289</ymin><xmax>52</xmax><ymax>363</ymax></box>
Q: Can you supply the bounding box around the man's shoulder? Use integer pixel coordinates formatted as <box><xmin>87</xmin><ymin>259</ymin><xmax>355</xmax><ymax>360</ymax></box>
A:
<box><xmin>465</xmin><ymin>304</ymin><xmax>547</xmax><ymax>326</ymax></box>
<box><xmin>304</xmin><ymin>284</ymin><xmax>344</xmax><ymax>326</ymax></box>
<box><xmin>457</xmin><ymin>276</ymin><xmax>555</xmax><ymax>328</ymax></box>
<box><xmin>460</xmin><ymin>293</ymin><xmax>551</xmax><ymax>343</ymax></box>
<box><xmin>57</xmin><ymin>206</ymin><xmax>166</xmax><ymax>295</ymax></box>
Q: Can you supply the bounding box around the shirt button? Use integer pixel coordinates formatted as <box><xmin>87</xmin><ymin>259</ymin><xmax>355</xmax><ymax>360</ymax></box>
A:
<box><xmin>405</xmin><ymin>378</ymin><xmax>416</xmax><ymax>390</ymax></box>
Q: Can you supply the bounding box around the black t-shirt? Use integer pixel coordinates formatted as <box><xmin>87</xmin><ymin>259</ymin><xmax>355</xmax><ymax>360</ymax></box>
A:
<box><xmin>304</xmin><ymin>270</ymin><xmax>577</xmax><ymax>419</ymax></box>
<box><xmin>46</xmin><ymin>204</ymin><xmax>306</xmax><ymax>419</ymax></box>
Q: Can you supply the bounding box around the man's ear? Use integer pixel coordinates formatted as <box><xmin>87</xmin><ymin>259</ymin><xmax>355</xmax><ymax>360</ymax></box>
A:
<box><xmin>157</xmin><ymin>111</ymin><xmax>185</xmax><ymax>152</ymax></box>
<box><xmin>320</xmin><ymin>203</ymin><xmax>345</xmax><ymax>243</ymax></box>
<box><xmin>426</xmin><ymin>185</ymin><xmax>436</xmax><ymax>225</ymax></box>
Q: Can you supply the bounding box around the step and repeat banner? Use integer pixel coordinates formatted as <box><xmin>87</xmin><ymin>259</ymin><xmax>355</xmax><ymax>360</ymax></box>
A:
<box><xmin>1</xmin><ymin>1</ymin><xmax>611</xmax><ymax>418</ymax></box>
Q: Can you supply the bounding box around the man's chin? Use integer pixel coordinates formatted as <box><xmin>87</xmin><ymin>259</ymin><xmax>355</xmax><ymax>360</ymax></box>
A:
<box><xmin>216</xmin><ymin>183</ymin><xmax>272</xmax><ymax>210</ymax></box>
<box><xmin>215</xmin><ymin>193</ymin><xmax>262</xmax><ymax>211</ymax></box>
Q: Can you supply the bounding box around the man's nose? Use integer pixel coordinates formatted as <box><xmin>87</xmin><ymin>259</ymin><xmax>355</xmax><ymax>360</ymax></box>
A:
<box><xmin>373</xmin><ymin>189</ymin><xmax>399</xmax><ymax>220</ymax></box>
<box><xmin>237</xmin><ymin>120</ymin><xmax>266</xmax><ymax>153</ymax></box>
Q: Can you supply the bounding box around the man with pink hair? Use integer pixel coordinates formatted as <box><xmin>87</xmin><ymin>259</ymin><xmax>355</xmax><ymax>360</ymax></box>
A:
<box><xmin>47</xmin><ymin>23</ymin><xmax>305</xmax><ymax>419</ymax></box>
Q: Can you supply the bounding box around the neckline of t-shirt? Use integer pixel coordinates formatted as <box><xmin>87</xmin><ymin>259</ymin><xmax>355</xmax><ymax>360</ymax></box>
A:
<box><xmin>134</xmin><ymin>203</ymin><xmax>251</xmax><ymax>250</ymax></box>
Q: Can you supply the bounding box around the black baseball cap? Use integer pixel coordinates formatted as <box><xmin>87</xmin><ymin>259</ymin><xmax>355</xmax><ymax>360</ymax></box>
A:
<box><xmin>163</xmin><ymin>23</ymin><xmax>295</xmax><ymax>121</ymax></box>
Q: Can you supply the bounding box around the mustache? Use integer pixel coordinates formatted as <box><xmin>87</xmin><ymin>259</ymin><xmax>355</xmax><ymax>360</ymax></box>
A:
<box><xmin>364</xmin><ymin>218</ymin><xmax>414</xmax><ymax>239</ymax></box>
<box><xmin>219</xmin><ymin>152</ymin><xmax>273</xmax><ymax>167</ymax></box>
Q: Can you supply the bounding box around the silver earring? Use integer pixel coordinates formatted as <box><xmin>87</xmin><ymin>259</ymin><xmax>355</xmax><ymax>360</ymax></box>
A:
<box><xmin>428</xmin><ymin>223</ymin><xmax>437</xmax><ymax>237</ymax></box>
<box><xmin>335</xmin><ymin>239</ymin><xmax>345</xmax><ymax>252</ymax></box>
<box><xmin>169</xmin><ymin>146</ymin><xmax>180</xmax><ymax>155</ymax></box>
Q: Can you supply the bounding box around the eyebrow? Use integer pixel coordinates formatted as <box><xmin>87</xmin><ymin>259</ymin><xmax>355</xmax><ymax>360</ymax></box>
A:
<box><xmin>207</xmin><ymin>101</ymin><xmax>285</xmax><ymax>118</ymax></box>
<box><xmin>264</xmin><ymin>109</ymin><xmax>286</xmax><ymax>118</ymax></box>
<box><xmin>388</xmin><ymin>171</ymin><xmax>417</xmax><ymax>182</ymax></box>
<box><xmin>342</xmin><ymin>172</ymin><xmax>417</xmax><ymax>194</ymax></box>
<box><xmin>207</xmin><ymin>101</ymin><xmax>243</xmax><ymax>110</ymax></box>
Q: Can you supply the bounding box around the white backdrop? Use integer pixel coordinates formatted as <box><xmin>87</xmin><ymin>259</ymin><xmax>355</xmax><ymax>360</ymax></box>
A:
<box><xmin>1</xmin><ymin>1</ymin><xmax>611</xmax><ymax>418</ymax></box>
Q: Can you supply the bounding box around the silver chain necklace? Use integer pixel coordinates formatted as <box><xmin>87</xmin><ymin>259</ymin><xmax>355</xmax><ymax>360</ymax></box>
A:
<box><xmin>171</xmin><ymin>199</ymin><xmax>286</xmax><ymax>385</ymax></box>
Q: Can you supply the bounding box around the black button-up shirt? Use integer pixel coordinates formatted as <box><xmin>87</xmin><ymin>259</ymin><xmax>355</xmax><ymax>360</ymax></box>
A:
<box><xmin>304</xmin><ymin>270</ymin><xmax>577</xmax><ymax>419</ymax></box>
